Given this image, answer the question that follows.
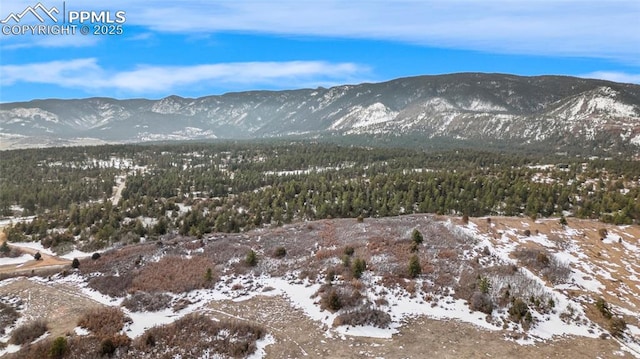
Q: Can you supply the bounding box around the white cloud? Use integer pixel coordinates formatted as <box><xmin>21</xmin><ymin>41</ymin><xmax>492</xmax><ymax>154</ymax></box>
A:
<box><xmin>579</xmin><ymin>71</ymin><xmax>640</xmax><ymax>85</ymax></box>
<box><xmin>1</xmin><ymin>58</ymin><xmax>104</xmax><ymax>87</ymax></box>
<box><xmin>0</xmin><ymin>58</ymin><xmax>369</xmax><ymax>94</ymax></box>
<box><xmin>123</xmin><ymin>0</ymin><xmax>640</xmax><ymax>63</ymax></box>
<box><xmin>3</xmin><ymin>0</ymin><xmax>638</xmax><ymax>62</ymax></box>
<box><xmin>1</xmin><ymin>34</ymin><xmax>99</xmax><ymax>50</ymax></box>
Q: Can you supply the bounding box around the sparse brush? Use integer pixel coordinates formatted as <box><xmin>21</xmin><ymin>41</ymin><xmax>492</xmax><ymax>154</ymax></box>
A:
<box><xmin>9</xmin><ymin>319</ymin><xmax>48</xmax><ymax>345</ymax></box>
<box><xmin>343</xmin><ymin>246</ymin><xmax>355</xmax><ymax>256</ymax></box>
<box><xmin>273</xmin><ymin>246</ymin><xmax>287</xmax><ymax>258</ymax></box>
<box><xmin>130</xmin><ymin>255</ymin><xmax>217</xmax><ymax>293</ymax></box>
<box><xmin>78</xmin><ymin>307</ymin><xmax>131</xmax><ymax>337</ymax></box>
<box><xmin>88</xmin><ymin>274</ymin><xmax>133</xmax><ymax>297</ymax></box>
<box><xmin>122</xmin><ymin>291</ymin><xmax>172</xmax><ymax>312</ymax></box>
<box><xmin>0</xmin><ymin>302</ymin><xmax>20</xmax><ymax>335</ymax></box>
<box><xmin>514</xmin><ymin>248</ymin><xmax>570</xmax><ymax>285</ymax></box>
<box><xmin>509</xmin><ymin>298</ymin><xmax>529</xmax><ymax>322</ymax></box>
<box><xmin>470</xmin><ymin>291</ymin><xmax>493</xmax><ymax>314</ymax></box>
<box><xmin>609</xmin><ymin>317</ymin><xmax>627</xmax><ymax>338</ymax></box>
<box><xmin>333</xmin><ymin>305</ymin><xmax>391</xmax><ymax>328</ymax></box>
<box><xmin>132</xmin><ymin>314</ymin><xmax>264</xmax><ymax>358</ymax></box>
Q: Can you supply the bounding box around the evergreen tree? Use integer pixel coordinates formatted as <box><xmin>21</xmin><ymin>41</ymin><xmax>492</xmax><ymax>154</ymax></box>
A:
<box><xmin>408</xmin><ymin>255</ymin><xmax>421</xmax><ymax>278</ymax></box>
<box><xmin>411</xmin><ymin>229</ymin><xmax>423</xmax><ymax>245</ymax></box>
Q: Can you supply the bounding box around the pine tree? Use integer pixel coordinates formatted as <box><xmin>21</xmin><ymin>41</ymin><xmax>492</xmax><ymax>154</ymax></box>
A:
<box><xmin>411</xmin><ymin>229</ymin><xmax>423</xmax><ymax>245</ymax></box>
<box><xmin>245</xmin><ymin>249</ymin><xmax>257</xmax><ymax>266</ymax></box>
<box><xmin>408</xmin><ymin>255</ymin><xmax>421</xmax><ymax>278</ymax></box>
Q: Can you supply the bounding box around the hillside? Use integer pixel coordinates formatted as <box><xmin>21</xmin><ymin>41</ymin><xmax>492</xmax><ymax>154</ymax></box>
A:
<box><xmin>1</xmin><ymin>215</ymin><xmax>639</xmax><ymax>358</ymax></box>
<box><xmin>1</xmin><ymin>73</ymin><xmax>640</xmax><ymax>154</ymax></box>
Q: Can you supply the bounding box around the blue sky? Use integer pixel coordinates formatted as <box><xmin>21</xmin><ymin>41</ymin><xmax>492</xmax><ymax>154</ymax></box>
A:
<box><xmin>1</xmin><ymin>0</ymin><xmax>639</xmax><ymax>102</ymax></box>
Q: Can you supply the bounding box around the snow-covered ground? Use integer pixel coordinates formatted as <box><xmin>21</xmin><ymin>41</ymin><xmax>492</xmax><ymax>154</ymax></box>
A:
<box><xmin>2</xmin><ymin>216</ymin><xmax>639</xmax><ymax>358</ymax></box>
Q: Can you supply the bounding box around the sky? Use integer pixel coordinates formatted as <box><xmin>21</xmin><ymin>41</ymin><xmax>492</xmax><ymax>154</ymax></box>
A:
<box><xmin>0</xmin><ymin>0</ymin><xmax>639</xmax><ymax>103</ymax></box>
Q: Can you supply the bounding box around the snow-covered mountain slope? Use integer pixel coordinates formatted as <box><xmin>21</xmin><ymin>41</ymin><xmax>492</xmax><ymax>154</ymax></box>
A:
<box><xmin>1</xmin><ymin>73</ymin><xmax>639</xmax><ymax>153</ymax></box>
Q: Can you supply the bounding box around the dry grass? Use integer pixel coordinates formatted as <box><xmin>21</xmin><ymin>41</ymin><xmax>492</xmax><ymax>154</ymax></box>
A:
<box><xmin>77</xmin><ymin>307</ymin><xmax>131</xmax><ymax>337</ymax></box>
<box><xmin>130</xmin><ymin>255</ymin><xmax>217</xmax><ymax>293</ymax></box>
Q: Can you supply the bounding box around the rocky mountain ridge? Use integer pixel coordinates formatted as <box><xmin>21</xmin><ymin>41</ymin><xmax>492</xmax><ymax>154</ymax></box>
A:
<box><xmin>1</xmin><ymin>73</ymin><xmax>639</xmax><ymax>153</ymax></box>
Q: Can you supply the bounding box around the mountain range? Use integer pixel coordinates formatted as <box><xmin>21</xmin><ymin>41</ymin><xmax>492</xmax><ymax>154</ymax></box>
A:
<box><xmin>1</xmin><ymin>73</ymin><xmax>639</xmax><ymax>154</ymax></box>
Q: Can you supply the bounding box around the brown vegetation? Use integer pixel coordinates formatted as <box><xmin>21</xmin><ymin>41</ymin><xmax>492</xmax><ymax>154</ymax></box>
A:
<box><xmin>77</xmin><ymin>307</ymin><xmax>131</xmax><ymax>337</ymax></box>
<box><xmin>130</xmin><ymin>255</ymin><xmax>217</xmax><ymax>293</ymax></box>
<box><xmin>132</xmin><ymin>313</ymin><xmax>265</xmax><ymax>358</ymax></box>
<box><xmin>122</xmin><ymin>291</ymin><xmax>173</xmax><ymax>312</ymax></box>
<box><xmin>9</xmin><ymin>319</ymin><xmax>48</xmax><ymax>345</ymax></box>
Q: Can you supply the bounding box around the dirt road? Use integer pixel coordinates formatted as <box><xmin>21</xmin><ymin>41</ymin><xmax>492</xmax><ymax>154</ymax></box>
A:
<box><xmin>0</xmin><ymin>238</ymin><xmax>70</xmax><ymax>276</ymax></box>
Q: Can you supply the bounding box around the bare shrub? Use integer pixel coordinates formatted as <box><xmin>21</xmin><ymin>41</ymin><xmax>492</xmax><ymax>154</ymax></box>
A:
<box><xmin>321</xmin><ymin>288</ymin><xmax>342</xmax><ymax>312</ymax></box>
<box><xmin>204</xmin><ymin>240</ymin><xmax>253</xmax><ymax>266</ymax></box>
<box><xmin>88</xmin><ymin>274</ymin><xmax>133</xmax><ymax>297</ymax></box>
<box><xmin>437</xmin><ymin>249</ymin><xmax>457</xmax><ymax>259</ymax></box>
<box><xmin>598</xmin><ymin>228</ymin><xmax>608</xmax><ymax>238</ymax></box>
<box><xmin>469</xmin><ymin>291</ymin><xmax>493</xmax><ymax>314</ymax></box>
<box><xmin>272</xmin><ymin>246</ymin><xmax>287</xmax><ymax>258</ymax></box>
<box><xmin>133</xmin><ymin>313</ymin><xmax>264</xmax><ymax>358</ymax></box>
<box><xmin>122</xmin><ymin>291</ymin><xmax>172</xmax><ymax>312</ymax></box>
<box><xmin>610</xmin><ymin>317</ymin><xmax>627</xmax><ymax>338</ymax></box>
<box><xmin>0</xmin><ymin>244</ymin><xmax>23</xmax><ymax>258</ymax></box>
<box><xmin>513</xmin><ymin>248</ymin><xmax>570</xmax><ymax>284</ymax></box>
<box><xmin>509</xmin><ymin>298</ymin><xmax>529</xmax><ymax>322</ymax></box>
<box><xmin>490</xmin><ymin>272</ymin><xmax>553</xmax><ymax>313</ymax></box>
<box><xmin>314</xmin><ymin>248</ymin><xmax>337</xmax><ymax>260</ymax></box>
<box><xmin>433</xmin><ymin>272</ymin><xmax>455</xmax><ymax>288</ymax></box>
<box><xmin>7</xmin><ymin>333</ymin><xmax>124</xmax><ymax>359</ymax></box>
<box><xmin>78</xmin><ymin>307</ymin><xmax>131</xmax><ymax>337</ymax></box>
<box><xmin>9</xmin><ymin>319</ymin><xmax>48</xmax><ymax>345</ymax></box>
<box><xmin>49</xmin><ymin>336</ymin><xmax>68</xmax><ymax>359</ymax></box>
<box><xmin>319</xmin><ymin>284</ymin><xmax>362</xmax><ymax>312</ymax></box>
<box><xmin>0</xmin><ymin>302</ymin><xmax>20</xmax><ymax>335</ymax></box>
<box><xmin>343</xmin><ymin>246</ymin><xmax>355</xmax><ymax>256</ymax></box>
<box><xmin>80</xmin><ymin>243</ymin><xmax>160</xmax><ymax>275</ymax></box>
<box><xmin>333</xmin><ymin>305</ymin><xmax>391</xmax><ymax>328</ymax></box>
<box><xmin>130</xmin><ymin>255</ymin><xmax>217</xmax><ymax>293</ymax></box>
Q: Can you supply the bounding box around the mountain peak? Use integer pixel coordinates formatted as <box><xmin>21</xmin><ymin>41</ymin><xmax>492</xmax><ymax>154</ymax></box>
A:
<box><xmin>1</xmin><ymin>73</ymin><xmax>639</xmax><ymax>154</ymax></box>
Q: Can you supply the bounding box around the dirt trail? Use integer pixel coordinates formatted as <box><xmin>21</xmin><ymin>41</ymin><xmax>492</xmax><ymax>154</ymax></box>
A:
<box><xmin>111</xmin><ymin>174</ymin><xmax>127</xmax><ymax>205</ymax></box>
<box><xmin>0</xmin><ymin>240</ymin><xmax>70</xmax><ymax>275</ymax></box>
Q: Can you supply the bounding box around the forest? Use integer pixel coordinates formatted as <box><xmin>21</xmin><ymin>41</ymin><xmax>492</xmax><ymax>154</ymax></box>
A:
<box><xmin>1</xmin><ymin>141</ymin><xmax>639</xmax><ymax>254</ymax></box>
